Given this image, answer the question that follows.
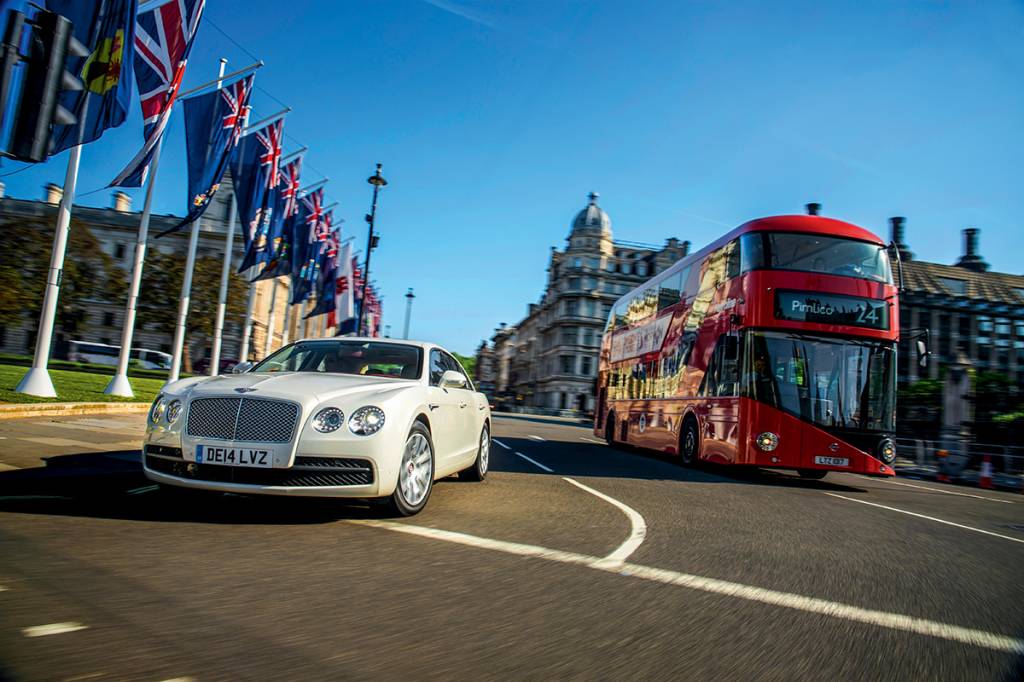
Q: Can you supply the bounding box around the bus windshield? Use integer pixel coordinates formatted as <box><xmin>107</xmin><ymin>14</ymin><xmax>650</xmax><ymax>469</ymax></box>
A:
<box><xmin>744</xmin><ymin>331</ymin><xmax>895</xmax><ymax>431</ymax></box>
<box><xmin>745</xmin><ymin>232</ymin><xmax>893</xmax><ymax>284</ymax></box>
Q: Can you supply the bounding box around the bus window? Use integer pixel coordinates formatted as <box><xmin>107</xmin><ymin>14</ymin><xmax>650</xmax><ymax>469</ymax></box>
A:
<box><xmin>725</xmin><ymin>240</ymin><xmax>741</xmax><ymax>279</ymax></box>
<box><xmin>740</xmin><ymin>233</ymin><xmax>765</xmax><ymax>272</ymax></box>
<box><xmin>764</xmin><ymin>233</ymin><xmax>893</xmax><ymax>283</ymax></box>
<box><xmin>658</xmin><ymin>266</ymin><xmax>688</xmax><ymax>310</ymax></box>
<box><xmin>699</xmin><ymin>334</ymin><xmax>740</xmax><ymax>398</ymax></box>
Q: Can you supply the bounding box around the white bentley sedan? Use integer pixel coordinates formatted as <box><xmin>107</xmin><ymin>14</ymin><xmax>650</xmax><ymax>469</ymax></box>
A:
<box><xmin>143</xmin><ymin>338</ymin><xmax>491</xmax><ymax>515</ymax></box>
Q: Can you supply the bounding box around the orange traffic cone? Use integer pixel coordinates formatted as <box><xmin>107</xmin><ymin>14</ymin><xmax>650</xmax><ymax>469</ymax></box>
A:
<box><xmin>979</xmin><ymin>455</ymin><xmax>994</xmax><ymax>490</ymax></box>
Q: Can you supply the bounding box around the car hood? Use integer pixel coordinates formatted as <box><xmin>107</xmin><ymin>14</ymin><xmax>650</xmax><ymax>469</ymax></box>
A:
<box><xmin>182</xmin><ymin>372</ymin><xmax>419</xmax><ymax>405</ymax></box>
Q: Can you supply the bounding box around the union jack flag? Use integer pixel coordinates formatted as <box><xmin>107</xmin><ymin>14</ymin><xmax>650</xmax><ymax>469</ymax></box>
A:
<box><xmin>111</xmin><ymin>0</ymin><xmax>205</xmax><ymax>187</ymax></box>
<box><xmin>302</xmin><ymin>189</ymin><xmax>325</xmax><ymax>243</ymax></box>
<box><xmin>222</xmin><ymin>79</ymin><xmax>252</xmax><ymax>145</ymax></box>
<box><xmin>281</xmin><ymin>156</ymin><xmax>303</xmax><ymax>218</ymax></box>
<box><xmin>325</xmin><ymin>224</ymin><xmax>339</xmax><ymax>261</ymax></box>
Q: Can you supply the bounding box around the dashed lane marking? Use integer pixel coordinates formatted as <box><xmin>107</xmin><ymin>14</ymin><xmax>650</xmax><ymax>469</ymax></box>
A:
<box><xmin>563</xmin><ymin>477</ymin><xmax>647</xmax><ymax>565</ymax></box>
<box><xmin>858</xmin><ymin>476</ymin><xmax>1013</xmax><ymax>504</ymax></box>
<box><xmin>580</xmin><ymin>437</ymin><xmax>605</xmax><ymax>444</ymax></box>
<box><xmin>0</xmin><ymin>585</ymin><xmax>7</xmax><ymax>592</ymax></box>
<box><xmin>350</xmin><ymin>520</ymin><xmax>1024</xmax><ymax>654</ymax></box>
<box><xmin>23</xmin><ymin>622</ymin><xmax>88</xmax><ymax>637</ymax></box>
<box><xmin>126</xmin><ymin>485</ymin><xmax>159</xmax><ymax>496</ymax></box>
<box><xmin>513</xmin><ymin>451</ymin><xmax>554</xmax><ymax>473</ymax></box>
<box><xmin>492</xmin><ymin>439</ymin><xmax>511</xmax><ymax>450</ymax></box>
<box><xmin>825</xmin><ymin>493</ymin><xmax>1024</xmax><ymax>545</ymax></box>
<box><xmin>527</xmin><ymin>435</ymin><xmax>546</xmax><ymax>442</ymax></box>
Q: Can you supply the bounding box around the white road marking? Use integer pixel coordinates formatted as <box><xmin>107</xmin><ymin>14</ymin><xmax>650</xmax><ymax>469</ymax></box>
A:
<box><xmin>126</xmin><ymin>485</ymin><xmax>159</xmax><ymax>496</ymax></box>
<box><xmin>0</xmin><ymin>585</ymin><xmax>7</xmax><ymax>592</ymax></box>
<box><xmin>563</xmin><ymin>477</ymin><xmax>647</xmax><ymax>565</ymax></box>
<box><xmin>351</xmin><ymin>520</ymin><xmax>1024</xmax><ymax>654</ymax></box>
<box><xmin>580</xmin><ymin>436</ymin><xmax>605</xmax><ymax>444</ymax></box>
<box><xmin>527</xmin><ymin>435</ymin><xmax>546</xmax><ymax>442</ymax></box>
<box><xmin>858</xmin><ymin>476</ymin><xmax>1013</xmax><ymax>504</ymax></box>
<box><xmin>0</xmin><ymin>495</ymin><xmax>70</xmax><ymax>501</ymax></box>
<box><xmin>0</xmin><ymin>462</ymin><xmax>20</xmax><ymax>471</ymax></box>
<box><xmin>492</xmin><ymin>439</ymin><xmax>511</xmax><ymax>450</ymax></box>
<box><xmin>513</xmin><ymin>451</ymin><xmax>554</xmax><ymax>473</ymax></box>
<box><xmin>23</xmin><ymin>622</ymin><xmax>88</xmax><ymax>637</ymax></box>
<box><xmin>825</xmin><ymin>493</ymin><xmax>1024</xmax><ymax>545</ymax></box>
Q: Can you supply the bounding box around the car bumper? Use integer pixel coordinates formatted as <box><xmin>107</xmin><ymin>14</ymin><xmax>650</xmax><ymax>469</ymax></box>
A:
<box><xmin>143</xmin><ymin>467</ymin><xmax>380</xmax><ymax>498</ymax></box>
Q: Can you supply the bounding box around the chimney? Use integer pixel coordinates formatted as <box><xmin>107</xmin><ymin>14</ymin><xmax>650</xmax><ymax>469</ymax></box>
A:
<box><xmin>889</xmin><ymin>216</ymin><xmax>913</xmax><ymax>262</ymax></box>
<box><xmin>45</xmin><ymin>183</ymin><xmax>63</xmax><ymax>205</ymax></box>
<box><xmin>112</xmin><ymin>191</ymin><xmax>131</xmax><ymax>212</ymax></box>
<box><xmin>680</xmin><ymin>240</ymin><xmax>691</xmax><ymax>257</ymax></box>
<box><xmin>805</xmin><ymin>202</ymin><xmax>821</xmax><ymax>216</ymax></box>
<box><xmin>955</xmin><ymin>227</ymin><xmax>989</xmax><ymax>272</ymax></box>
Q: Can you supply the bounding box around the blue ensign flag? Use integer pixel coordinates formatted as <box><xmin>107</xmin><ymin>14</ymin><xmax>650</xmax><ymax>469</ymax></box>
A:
<box><xmin>305</xmin><ymin>223</ymin><xmax>339</xmax><ymax>318</ymax></box>
<box><xmin>231</xmin><ymin>118</ymin><xmax>284</xmax><ymax>268</ymax></box>
<box><xmin>159</xmin><ymin>73</ymin><xmax>254</xmax><ymax>236</ymax></box>
<box><xmin>47</xmin><ymin>0</ymin><xmax>138</xmax><ymax>154</ymax></box>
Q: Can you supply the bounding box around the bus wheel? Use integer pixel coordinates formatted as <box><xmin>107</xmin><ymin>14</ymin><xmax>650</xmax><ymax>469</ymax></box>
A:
<box><xmin>604</xmin><ymin>412</ymin><xmax>616</xmax><ymax>445</ymax></box>
<box><xmin>798</xmin><ymin>469</ymin><xmax>828</xmax><ymax>480</ymax></box>
<box><xmin>680</xmin><ymin>418</ymin><xmax>699</xmax><ymax>466</ymax></box>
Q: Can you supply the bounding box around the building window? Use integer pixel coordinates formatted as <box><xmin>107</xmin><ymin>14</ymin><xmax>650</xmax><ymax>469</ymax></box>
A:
<box><xmin>114</xmin><ymin>243</ymin><xmax>126</xmax><ymax>260</ymax></box>
<box><xmin>560</xmin><ymin>355</ymin><xmax>574</xmax><ymax>374</ymax></box>
<box><xmin>937</xmin><ymin>277</ymin><xmax>966</xmax><ymax>296</ymax></box>
<box><xmin>582</xmin><ymin>328</ymin><xmax>594</xmax><ymax>346</ymax></box>
<box><xmin>561</xmin><ymin>326</ymin><xmax>577</xmax><ymax>345</ymax></box>
<box><xmin>573</xmin><ymin>257</ymin><xmax>582</xmax><ymax>268</ymax></box>
<box><xmin>565</xmin><ymin>299</ymin><xmax>578</xmax><ymax>316</ymax></box>
<box><xmin>588</xmin><ymin>258</ymin><xmax>600</xmax><ymax>269</ymax></box>
<box><xmin>580</xmin><ymin>355</ymin><xmax>593</xmax><ymax>376</ymax></box>
<box><xmin>567</xmin><ymin>277</ymin><xmax>580</xmax><ymax>291</ymax></box>
<box><xmin>102</xmin><ymin>311</ymin><xmax>115</xmax><ymax>327</ymax></box>
<box><xmin>978</xmin><ymin>316</ymin><xmax>993</xmax><ymax>333</ymax></box>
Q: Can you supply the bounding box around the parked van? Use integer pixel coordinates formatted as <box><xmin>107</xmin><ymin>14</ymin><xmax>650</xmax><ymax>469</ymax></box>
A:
<box><xmin>69</xmin><ymin>341</ymin><xmax>172</xmax><ymax>370</ymax></box>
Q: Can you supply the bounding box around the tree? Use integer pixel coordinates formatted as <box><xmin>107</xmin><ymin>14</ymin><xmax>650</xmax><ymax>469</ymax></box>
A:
<box><xmin>452</xmin><ymin>352</ymin><xmax>476</xmax><ymax>378</ymax></box>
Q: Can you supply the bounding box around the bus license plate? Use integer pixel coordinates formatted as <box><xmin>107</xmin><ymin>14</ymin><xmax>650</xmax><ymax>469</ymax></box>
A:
<box><xmin>196</xmin><ymin>444</ymin><xmax>273</xmax><ymax>468</ymax></box>
<box><xmin>814</xmin><ymin>455</ymin><xmax>849</xmax><ymax>467</ymax></box>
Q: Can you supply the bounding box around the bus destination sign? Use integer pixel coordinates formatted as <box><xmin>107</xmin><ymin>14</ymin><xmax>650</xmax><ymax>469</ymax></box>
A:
<box><xmin>774</xmin><ymin>290</ymin><xmax>889</xmax><ymax>330</ymax></box>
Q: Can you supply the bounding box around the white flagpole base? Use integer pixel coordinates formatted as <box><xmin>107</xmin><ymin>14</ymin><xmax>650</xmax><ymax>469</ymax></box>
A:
<box><xmin>16</xmin><ymin>368</ymin><xmax>57</xmax><ymax>398</ymax></box>
<box><xmin>103</xmin><ymin>373</ymin><xmax>134</xmax><ymax>398</ymax></box>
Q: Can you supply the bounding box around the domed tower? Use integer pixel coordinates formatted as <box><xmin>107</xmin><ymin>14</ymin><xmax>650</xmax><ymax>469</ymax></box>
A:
<box><xmin>568</xmin><ymin>192</ymin><xmax>613</xmax><ymax>256</ymax></box>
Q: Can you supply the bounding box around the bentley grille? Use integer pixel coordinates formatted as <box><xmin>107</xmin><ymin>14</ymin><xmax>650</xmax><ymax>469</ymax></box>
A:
<box><xmin>186</xmin><ymin>397</ymin><xmax>299</xmax><ymax>443</ymax></box>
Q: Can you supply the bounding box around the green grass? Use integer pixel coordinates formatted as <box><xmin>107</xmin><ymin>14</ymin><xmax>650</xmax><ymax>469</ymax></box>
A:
<box><xmin>0</xmin><ymin>364</ymin><xmax>164</xmax><ymax>404</ymax></box>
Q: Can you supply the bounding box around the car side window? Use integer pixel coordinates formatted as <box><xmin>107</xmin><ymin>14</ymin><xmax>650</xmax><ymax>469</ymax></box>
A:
<box><xmin>429</xmin><ymin>349</ymin><xmax>445</xmax><ymax>386</ymax></box>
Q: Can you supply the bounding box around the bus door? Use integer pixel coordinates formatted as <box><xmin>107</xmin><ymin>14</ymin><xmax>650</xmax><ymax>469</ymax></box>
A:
<box><xmin>698</xmin><ymin>334</ymin><xmax>741</xmax><ymax>464</ymax></box>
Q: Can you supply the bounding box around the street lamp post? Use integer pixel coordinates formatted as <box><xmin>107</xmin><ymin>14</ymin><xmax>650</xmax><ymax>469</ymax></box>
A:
<box><xmin>403</xmin><ymin>287</ymin><xmax>415</xmax><ymax>339</ymax></box>
<box><xmin>357</xmin><ymin>163</ymin><xmax>386</xmax><ymax>336</ymax></box>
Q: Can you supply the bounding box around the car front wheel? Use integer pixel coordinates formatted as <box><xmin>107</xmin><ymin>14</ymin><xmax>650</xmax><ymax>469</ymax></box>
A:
<box><xmin>460</xmin><ymin>424</ymin><xmax>489</xmax><ymax>481</ymax></box>
<box><xmin>387</xmin><ymin>422</ymin><xmax>435</xmax><ymax>516</ymax></box>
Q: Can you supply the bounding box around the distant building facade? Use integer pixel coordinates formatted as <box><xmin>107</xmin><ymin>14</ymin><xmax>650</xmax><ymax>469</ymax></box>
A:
<box><xmin>0</xmin><ymin>181</ymin><xmax>327</xmax><ymax>368</ymax></box>
<box><xmin>478</xmin><ymin>193</ymin><xmax>689</xmax><ymax>413</ymax></box>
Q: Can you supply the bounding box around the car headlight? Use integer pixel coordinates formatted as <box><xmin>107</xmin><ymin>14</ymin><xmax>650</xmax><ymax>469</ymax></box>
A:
<box><xmin>877</xmin><ymin>437</ymin><xmax>896</xmax><ymax>464</ymax></box>
<box><xmin>149</xmin><ymin>395</ymin><xmax>166</xmax><ymax>424</ymax></box>
<box><xmin>312</xmin><ymin>407</ymin><xmax>345</xmax><ymax>433</ymax></box>
<box><xmin>755</xmin><ymin>432</ymin><xmax>779</xmax><ymax>452</ymax></box>
<box><xmin>165</xmin><ymin>399</ymin><xmax>182</xmax><ymax>424</ymax></box>
<box><xmin>349</xmin><ymin>406</ymin><xmax>385</xmax><ymax>436</ymax></box>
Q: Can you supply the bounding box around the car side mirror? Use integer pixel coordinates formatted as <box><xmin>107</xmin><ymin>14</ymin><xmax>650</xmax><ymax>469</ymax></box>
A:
<box><xmin>232</xmin><ymin>361</ymin><xmax>253</xmax><ymax>374</ymax></box>
<box><xmin>916</xmin><ymin>340</ymin><xmax>930</xmax><ymax>368</ymax></box>
<box><xmin>440</xmin><ymin>369</ymin><xmax>467</xmax><ymax>389</ymax></box>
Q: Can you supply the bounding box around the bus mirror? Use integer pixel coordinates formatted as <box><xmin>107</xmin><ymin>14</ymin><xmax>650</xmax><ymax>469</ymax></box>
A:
<box><xmin>916</xmin><ymin>339</ymin><xmax>929</xmax><ymax>368</ymax></box>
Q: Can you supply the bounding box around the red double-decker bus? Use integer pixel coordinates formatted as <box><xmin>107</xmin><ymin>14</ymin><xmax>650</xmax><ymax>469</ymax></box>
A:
<box><xmin>595</xmin><ymin>214</ymin><xmax>899</xmax><ymax>479</ymax></box>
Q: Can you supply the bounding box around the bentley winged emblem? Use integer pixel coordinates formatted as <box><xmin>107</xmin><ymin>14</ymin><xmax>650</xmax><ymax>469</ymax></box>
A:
<box><xmin>234</xmin><ymin>387</ymin><xmax>258</xmax><ymax>394</ymax></box>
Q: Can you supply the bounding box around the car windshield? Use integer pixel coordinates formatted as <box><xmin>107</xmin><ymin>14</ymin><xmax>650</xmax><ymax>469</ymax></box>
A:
<box><xmin>743</xmin><ymin>331</ymin><xmax>895</xmax><ymax>431</ymax></box>
<box><xmin>749</xmin><ymin>232</ymin><xmax>893</xmax><ymax>284</ymax></box>
<box><xmin>251</xmin><ymin>341</ymin><xmax>423</xmax><ymax>379</ymax></box>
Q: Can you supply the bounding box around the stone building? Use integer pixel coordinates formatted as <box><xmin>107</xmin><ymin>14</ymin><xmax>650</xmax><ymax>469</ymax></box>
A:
<box><xmin>892</xmin><ymin>218</ymin><xmax>1024</xmax><ymax>389</ymax></box>
<box><xmin>478</xmin><ymin>193</ymin><xmax>689</xmax><ymax>413</ymax></box>
<box><xmin>0</xmin><ymin>181</ymin><xmax>325</xmax><ymax>370</ymax></box>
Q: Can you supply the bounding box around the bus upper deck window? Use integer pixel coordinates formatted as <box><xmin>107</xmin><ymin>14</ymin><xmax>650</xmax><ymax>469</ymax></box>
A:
<box><xmin>740</xmin><ymin>233</ymin><xmax>765</xmax><ymax>273</ymax></box>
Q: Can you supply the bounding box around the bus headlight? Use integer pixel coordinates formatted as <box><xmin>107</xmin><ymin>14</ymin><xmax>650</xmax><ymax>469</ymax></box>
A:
<box><xmin>755</xmin><ymin>432</ymin><xmax>779</xmax><ymax>452</ymax></box>
<box><xmin>877</xmin><ymin>438</ymin><xmax>896</xmax><ymax>464</ymax></box>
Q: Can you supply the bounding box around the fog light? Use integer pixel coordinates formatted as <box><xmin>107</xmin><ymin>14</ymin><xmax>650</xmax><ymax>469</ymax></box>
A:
<box><xmin>877</xmin><ymin>438</ymin><xmax>896</xmax><ymax>465</ymax></box>
<box><xmin>756</xmin><ymin>432</ymin><xmax>779</xmax><ymax>452</ymax></box>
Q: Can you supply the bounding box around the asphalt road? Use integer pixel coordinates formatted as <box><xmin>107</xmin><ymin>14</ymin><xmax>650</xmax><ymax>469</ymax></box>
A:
<box><xmin>1</xmin><ymin>412</ymin><xmax>1022</xmax><ymax>681</ymax></box>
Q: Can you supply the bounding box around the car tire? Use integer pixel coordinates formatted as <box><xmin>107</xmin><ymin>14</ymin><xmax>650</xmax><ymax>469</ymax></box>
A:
<box><xmin>797</xmin><ymin>469</ymin><xmax>828</xmax><ymax>480</ymax></box>
<box><xmin>459</xmin><ymin>424</ymin><xmax>490</xmax><ymax>482</ymax></box>
<box><xmin>386</xmin><ymin>422</ymin><xmax>435</xmax><ymax>517</ymax></box>
<box><xmin>680</xmin><ymin>417</ymin><xmax>699</xmax><ymax>466</ymax></box>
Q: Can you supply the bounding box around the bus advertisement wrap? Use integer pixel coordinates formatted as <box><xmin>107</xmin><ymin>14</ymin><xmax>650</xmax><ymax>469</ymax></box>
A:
<box><xmin>610</xmin><ymin>315</ymin><xmax>672</xmax><ymax>363</ymax></box>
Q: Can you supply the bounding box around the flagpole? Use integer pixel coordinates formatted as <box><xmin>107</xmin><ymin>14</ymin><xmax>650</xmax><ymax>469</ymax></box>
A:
<box><xmin>208</xmin><ymin>187</ymin><xmax>238</xmax><ymax>375</ymax></box>
<box><xmin>104</xmin><ymin>137</ymin><xmax>166</xmax><ymax>397</ymax></box>
<box><xmin>281</xmin><ymin>301</ymin><xmax>292</xmax><ymax>346</ymax></box>
<box><xmin>262</xmin><ymin>279</ymin><xmax>279</xmax><ymax>357</ymax></box>
<box><xmin>167</xmin><ymin>58</ymin><xmax>228</xmax><ymax>385</ymax></box>
<box><xmin>15</xmin><ymin>144</ymin><xmax>85</xmax><ymax>397</ymax></box>
<box><xmin>237</xmin><ymin>266</ymin><xmax>258</xmax><ymax>362</ymax></box>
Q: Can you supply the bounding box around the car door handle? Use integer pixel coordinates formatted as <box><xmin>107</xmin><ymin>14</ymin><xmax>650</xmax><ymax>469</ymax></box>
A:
<box><xmin>459</xmin><ymin>402</ymin><xmax>468</xmax><ymax>409</ymax></box>
<box><xmin>428</xmin><ymin>403</ymin><xmax>439</xmax><ymax>411</ymax></box>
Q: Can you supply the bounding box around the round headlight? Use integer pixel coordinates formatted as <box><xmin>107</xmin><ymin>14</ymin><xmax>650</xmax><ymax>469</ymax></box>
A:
<box><xmin>165</xmin><ymin>399</ymin><xmax>182</xmax><ymax>424</ymax></box>
<box><xmin>149</xmin><ymin>395</ymin><xmax>166</xmax><ymax>424</ymax></box>
<box><xmin>349</xmin><ymin>406</ymin><xmax>385</xmax><ymax>436</ymax></box>
<box><xmin>313</xmin><ymin>407</ymin><xmax>345</xmax><ymax>433</ymax></box>
<box><xmin>756</xmin><ymin>432</ymin><xmax>779</xmax><ymax>452</ymax></box>
<box><xmin>877</xmin><ymin>438</ymin><xmax>896</xmax><ymax>464</ymax></box>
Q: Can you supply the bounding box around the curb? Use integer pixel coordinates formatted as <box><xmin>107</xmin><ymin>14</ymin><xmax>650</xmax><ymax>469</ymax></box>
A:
<box><xmin>0</xmin><ymin>402</ymin><xmax>150</xmax><ymax>421</ymax></box>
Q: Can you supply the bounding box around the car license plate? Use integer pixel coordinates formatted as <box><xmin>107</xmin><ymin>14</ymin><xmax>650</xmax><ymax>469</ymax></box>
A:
<box><xmin>195</xmin><ymin>444</ymin><xmax>272</xmax><ymax>468</ymax></box>
<box><xmin>814</xmin><ymin>455</ymin><xmax>849</xmax><ymax>467</ymax></box>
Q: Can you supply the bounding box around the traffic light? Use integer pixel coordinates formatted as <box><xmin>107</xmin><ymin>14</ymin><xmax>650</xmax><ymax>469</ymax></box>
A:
<box><xmin>5</xmin><ymin>9</ymin><xmax>86</xmax><ymax>163</ymax></box>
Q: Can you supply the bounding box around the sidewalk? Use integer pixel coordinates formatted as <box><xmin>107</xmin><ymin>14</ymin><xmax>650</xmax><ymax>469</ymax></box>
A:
<box><xmin>893</xmin><ymin>459</ymin><xmax>1024</xmax><ymax>492</ymax></box>
<box><xmin>0</xmin><ymin>413</ymin><xmax>146</xmax><ymax>471</ymax></box>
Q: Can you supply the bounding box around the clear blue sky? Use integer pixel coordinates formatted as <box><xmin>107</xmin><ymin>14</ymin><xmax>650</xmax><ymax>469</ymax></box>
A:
<box><xmin>4</xmin><ymin>1</ymin><xmax>1023</xmax><ymax>355</ymax></box>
